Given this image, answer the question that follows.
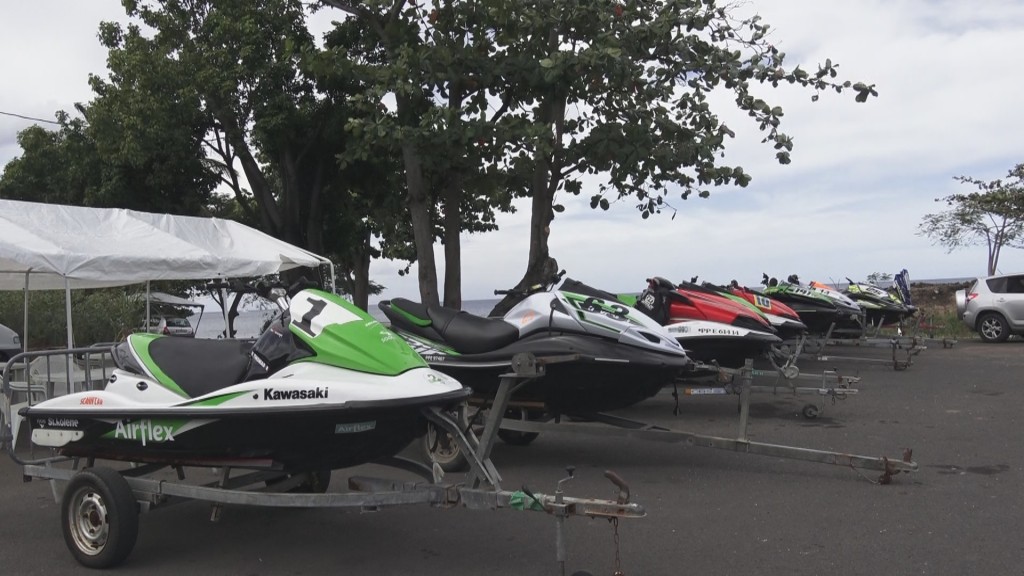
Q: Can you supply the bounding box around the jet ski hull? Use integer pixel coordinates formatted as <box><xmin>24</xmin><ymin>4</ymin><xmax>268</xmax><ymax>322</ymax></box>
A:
<box><xmin>400</xmin><ymin>332</ymin><xmax>691</xmax><ymax>414</ymax></box>
<box><xmin>663</xmin><ymin>321</ymin><xmax>782</xmax><ymax>368</ymax></box>
<box><xmin>845</xmin><ymin>295</ymin><xmax>914</xmax><ymax>327</ymax></box>
<box><xmin>760</xmin><ymin>294</ymin><xmax>842</xmax><ymax>336</ymax></box>
<box><xmin>22</xmin><ymin>389</ymin><xmax>470</xmax><ymax>471</ymax></box>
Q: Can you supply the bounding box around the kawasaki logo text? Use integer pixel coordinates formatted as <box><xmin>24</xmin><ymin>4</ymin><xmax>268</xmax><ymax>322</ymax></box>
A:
<box><xmin>263</xmin><ymin>387</ymin><xmax>328</xmax><ymax>401</ymax></box>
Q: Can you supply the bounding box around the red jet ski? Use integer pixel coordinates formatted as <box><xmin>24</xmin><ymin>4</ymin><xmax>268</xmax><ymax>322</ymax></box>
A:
<box><xmin>713</xmin><ymin>280</ymin><xmax>808</xmax><ymax>340</ymax></box>
<box><xmin>630</xmin><ymin>277</ymin><xmax>781</xmax><ymax>368</ymax></box>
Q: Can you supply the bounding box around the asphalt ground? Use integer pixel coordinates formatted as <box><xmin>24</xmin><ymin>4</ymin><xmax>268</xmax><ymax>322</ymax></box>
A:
<box><xmin>1</xmin><ymin>338</ymin><xmax>1022</xmax><ymax>575</ymax></box>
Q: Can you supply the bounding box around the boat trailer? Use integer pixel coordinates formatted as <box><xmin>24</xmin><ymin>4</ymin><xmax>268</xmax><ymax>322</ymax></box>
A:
<box><xmin>795</xmin><ymin>321</ymin><xmax>943</xmax><ymax>370</ymax></box>
<box><xmin>676</xmin><ymin>361</ymin><xmax>860</xmax><ymax>419</ymax></box>
<box><xmin>433</xmin><ymin>354</ymin><xmax>916</xmax><ymax>484</ymax></box>
<box><xmin>2</xmin><ymin>348</ymin><xmax>644</xmax><ymax>574</ymax></box>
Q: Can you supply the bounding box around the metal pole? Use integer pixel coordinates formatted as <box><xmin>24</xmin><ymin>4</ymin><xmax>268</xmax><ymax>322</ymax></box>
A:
<box><xmin>64</xmin><ymin>278</ymin><xmax>75</xmax><ymax>394</ymax></box>
<box><xmin>65</xmin><ymin>278</ymin><xmax>73</xmax><ymax>349</ymax></box>
<box><xmin>736</xmin><ymin>358</ymin><xmax>752</xmax><ymax>441</ymax></box>
<box><xmin>22</xmin><ymin>270</ymin><xmax>30</xmax><ymax>354</ymax></box>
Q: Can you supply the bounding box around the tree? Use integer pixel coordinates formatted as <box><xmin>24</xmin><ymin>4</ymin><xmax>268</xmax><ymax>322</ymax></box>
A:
<box><xmin>0</xmin><ymin>117</ymin><xmax>102</xmax><ymax>206</ymax></box>
<box><xmin>918</xmin><ymin>163</ymin><xmax>1024</xmax><ymax>275</ymax></box>
<box><xmin>322</xmin><ymin>1</ymin><xmax>875</xmax><ymax>311</ymax></box>
<box><xmin>319</xmin><ymin>1</ymin><xmax>513</xmax><ymax>308</ymax></box>
<box><xmin>92</xmin><ymin>0</ymin><xmax>419</xmax><ymax>305</ymax></box>
<box><xmin>866</xmin><ymin>272</ymin><xmax>893</xmax><ymax>285</ymax></box>
<box><xmin>0</xmin><ymin>104</ymin><xmax>217</xmax><ymax>215</ymax></box>
<box><xmin>477</xmin><ymin>0</ymin><xmax>878</xmax><ymax>314</ymax></box>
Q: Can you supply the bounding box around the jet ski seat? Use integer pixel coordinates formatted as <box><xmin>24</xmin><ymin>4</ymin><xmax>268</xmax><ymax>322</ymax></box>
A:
<box><xmin>425</xmin><ymin>305</ymin><xmax>520</xmax><ymax>354</ymax></box>
<box><xmin>384</xmin><ymin>298</ymin><xmax>520</xmax><ymax>354</ymax></box>
<box><xmin>143</xmin><ymin>338</ymin><xmax>253</xmax><ymax>398</ymax></box>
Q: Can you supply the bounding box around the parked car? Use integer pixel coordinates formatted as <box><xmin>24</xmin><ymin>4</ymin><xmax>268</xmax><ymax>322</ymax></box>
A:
<box><xmin>955</xmin><ymin>272</ymin><xmax>1024</xmax><ymax>342</ymax></box>
<box><xmin>140</xmin><ymin>316</ymin><xmax>195</xmax><ymax>337</ymax></box>
<box><xmin>0</xmin><ymin>322</ymin><xmax>21</xmax><ymax>361</ymax></box>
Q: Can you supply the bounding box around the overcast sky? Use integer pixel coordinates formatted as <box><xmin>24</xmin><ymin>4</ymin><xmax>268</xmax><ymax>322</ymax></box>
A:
<box><xmin>2</xmin><ymin>1</ymin><xmax>1023</xmax><ymax>302</ymax></box>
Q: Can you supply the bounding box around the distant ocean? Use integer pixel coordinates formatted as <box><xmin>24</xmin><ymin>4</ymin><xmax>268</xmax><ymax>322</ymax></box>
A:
<box><xmin>189</xmin><ymin>298</ymin><xmax>501</xmax><ymax>340</ymax></box>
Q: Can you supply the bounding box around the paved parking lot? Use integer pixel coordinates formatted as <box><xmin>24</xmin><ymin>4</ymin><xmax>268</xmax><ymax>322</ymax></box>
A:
<box><xmin>2</xmin><ymin>339</ymin><xmax>1021</xmax><ymax>575</ymax></box>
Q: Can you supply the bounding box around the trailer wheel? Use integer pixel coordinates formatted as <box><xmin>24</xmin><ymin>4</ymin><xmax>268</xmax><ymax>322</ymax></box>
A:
<box><xmin>280</xmin><ymin>469</ymin><xmax>332</xmax><ymax>494</ymax></box>
<box><xmin>497</xmin><ymin>408</ymin><xmax>540</xmax><ymax>446</ymax></box>
<box><xmin>801</xmin><ymin>404</ymin><xmax>820</xmax><ymax>419</ymax></box>
<box><xmin>61</xmin><ymin>467</ymin><xmax>139</xmax><ymax>568</ymax></box>
<box><xmin>423</xmin><ymin>409</ymin><xmax>470</xmax><ymax>473</ymax></box>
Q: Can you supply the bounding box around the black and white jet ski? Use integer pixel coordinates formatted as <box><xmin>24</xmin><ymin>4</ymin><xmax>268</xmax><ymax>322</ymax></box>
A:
<box><xmin>377</xmin><ymin>273</ymin><xmax>692</xmax><ymax>415</ymax></box>
<box><xmin>761</xmin><ymin>274</ymin><xmax>863</xmax><ymax>337</ymax></box>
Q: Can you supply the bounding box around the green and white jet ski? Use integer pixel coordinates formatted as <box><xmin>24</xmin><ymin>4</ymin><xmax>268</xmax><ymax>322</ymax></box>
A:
<box><xmin>20</xmin><ymin>283</ymin><xmax>471</xmax><ymax>472</ymax></box>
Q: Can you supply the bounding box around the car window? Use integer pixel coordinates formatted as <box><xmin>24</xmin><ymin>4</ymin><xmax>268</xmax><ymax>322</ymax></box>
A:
<box><xmin>167</xmin><ymin>318</ymin><xmax>191</xmax><ymax>328</ymax></box>
<box><xmin>1007</xmin><ymin>275</ymin><xmax>1024</xmax><ymax>294</ymax></box>
<box><xmin>986</xmin><ymin>277</ymin><xmax>1008</xmax><ymax>293</ymax></box>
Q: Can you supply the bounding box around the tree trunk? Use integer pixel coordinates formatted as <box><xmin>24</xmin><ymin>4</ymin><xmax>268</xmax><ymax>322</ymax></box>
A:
<box><xmin>442</xmin><ymin>174</ymin><xmax>463</xmax><ymax>309</ymax></box>
<box><xmin>217</xmin><ymin>114</ymin><xmax>283</xmax><ymax>235</ymax></box>
<box><xmin>489</xmin><ymin>90</ymin><xmax>566</xmax><ymax>317</ymax></box>
<box><xmin>401</xmin><ymin>140</ymin><xmax>440</xmax><ymax>307</ymax></box>
<box><xmin>352</xmin><ymin>228</ymin><xmax>372</xmax><ymax>310</ymax></box>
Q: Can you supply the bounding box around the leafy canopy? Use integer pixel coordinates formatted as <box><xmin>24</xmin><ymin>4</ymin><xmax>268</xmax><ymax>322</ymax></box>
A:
<box><xmin>918</xmin><ymin>163</ymin><xmax>1024</xmax><ymax>275</ymax></box>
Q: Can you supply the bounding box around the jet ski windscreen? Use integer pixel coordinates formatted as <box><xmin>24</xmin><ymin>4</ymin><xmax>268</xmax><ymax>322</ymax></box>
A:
<box><xmin>560</xmin><ymin>278</ymin><xmax>626</xmax><ymax>304</ymax></box>
<box><xmin>113</xmin><ymin>341</ymin><xmax>145</xmax><ymax>374</ymax></box>
<box><xmin>894</xmin><ymin>269</ymin><xmax>913</xmax><ymax>306</ymax></box>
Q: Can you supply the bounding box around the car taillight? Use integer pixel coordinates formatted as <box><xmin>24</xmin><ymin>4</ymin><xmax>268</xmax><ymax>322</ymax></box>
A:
<box><xmin>966</xmin><ymin>292</ymin><xmax>978</xmax><ymax>302</ymax></box>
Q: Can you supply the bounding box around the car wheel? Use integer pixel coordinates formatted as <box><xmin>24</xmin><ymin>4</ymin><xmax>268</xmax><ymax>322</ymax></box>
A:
<box><xmin>977</xmin><ymin>312</ymin><xmax>1010</xmax><ymax>343</ymax></box>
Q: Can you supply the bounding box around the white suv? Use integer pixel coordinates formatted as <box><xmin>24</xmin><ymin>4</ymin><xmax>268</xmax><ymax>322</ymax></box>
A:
<box><xmin>956</xmin><ymin>273</ymin><xmax>1024</xmax><ymax>342</ymax></box>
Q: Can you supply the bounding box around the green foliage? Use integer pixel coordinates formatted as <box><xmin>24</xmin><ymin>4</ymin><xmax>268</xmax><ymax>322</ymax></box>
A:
<box><xmin>0</xmin><ymin>78</ymin><xmax>217</xmax><ymax>214</ymax></box>
<box><xmin>0</xmin><ymin>119</ymin><xmax>101</xmax><ymax>206</ymax></box>
<box><xmin>382</xmin><ymin>0</ymin><xmax>876</xmax><ymax>217</ymax></box>
<box><xmin>866</xmin><ymin>272</ymin><xmax>893</xmax><ymax>285</ymax></box>
<box><xmin>918</xmin><ymin>163</ymin><xmax>1024</xmax><ymax>275</ymax></box>
<box><xmin>322</xmin><ymin>0</ymin><xmax>877</xmax><ymax>300</ymax></box>
<box><xmin>3</xmin><ymin>0</ymin><xmax>879</xmax><ymax>311</ymax></box>
<box><xmin>0</xmin><ymin>289</ymin><xmax>146</xmax><ymax>348</ymax></box>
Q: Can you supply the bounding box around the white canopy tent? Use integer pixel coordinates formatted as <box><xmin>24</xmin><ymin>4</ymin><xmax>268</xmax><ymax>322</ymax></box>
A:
<box><xmin>0</xmin><ymin>199</ymin><xmax>335</xmax><ymax>347</ymax></box>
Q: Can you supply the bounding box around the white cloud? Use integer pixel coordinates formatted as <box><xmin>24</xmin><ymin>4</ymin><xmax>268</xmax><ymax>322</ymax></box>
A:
<box><xmin>2</xmin><ymin>0</ymin><xmax>1022</xmax><ymax>305</ymax></box>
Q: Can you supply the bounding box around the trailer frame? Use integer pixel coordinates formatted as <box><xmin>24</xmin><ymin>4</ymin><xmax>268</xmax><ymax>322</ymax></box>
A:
<box><xmin>3</xmin><ymin>348</ymin><xmax>644</xmax><ymax>574</ymax></box>
<box><xmin>434</xmin><ymin>356</ymin><xmax>916</xmax><ymax>485</ymax></box>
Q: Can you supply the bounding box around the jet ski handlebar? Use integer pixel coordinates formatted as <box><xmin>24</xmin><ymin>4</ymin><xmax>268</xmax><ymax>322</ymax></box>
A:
<box><xmin>206</xmin><ymin>279</ymin><xmax>253</xmax><ymax>294</ymax></box>
<box><xmin>206</xmin><ymin>277</ymin><xmax>317</xmax><ymax>302</ymax></box>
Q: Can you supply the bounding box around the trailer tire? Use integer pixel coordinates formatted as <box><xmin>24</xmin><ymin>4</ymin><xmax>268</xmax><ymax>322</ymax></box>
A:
<box><xmin>61</xmin><ymin>467</ymin><xmax>139</xmax><ymax>568</ymax></box>
<box><xmin>423</xmin><ymin>411</ymin><xmax>470</xmax><ymax>473</ymax></box>
<box><xmin>279</xmin><ymin>469</ymin><xmax>332</xmax><ymax>494</ymax></box>
<box><xmin>497</xmin><ymin>408</ymin><xmax>540</xmax><ymax>446</ymax></box>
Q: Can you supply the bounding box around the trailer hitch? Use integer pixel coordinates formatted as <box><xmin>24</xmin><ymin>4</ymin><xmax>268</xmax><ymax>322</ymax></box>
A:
<box><xmin>879</xmin><ymin>448</ymin><xmax>915</xmax><ymax>485</ymax></box>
